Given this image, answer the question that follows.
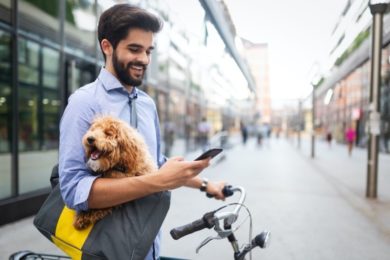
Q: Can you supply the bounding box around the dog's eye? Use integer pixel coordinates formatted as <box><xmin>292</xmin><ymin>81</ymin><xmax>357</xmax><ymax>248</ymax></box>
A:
<box><xmin>104</xmin><ymin>130</ymin><xmax>114</xmax><ymax>136</ymax></box>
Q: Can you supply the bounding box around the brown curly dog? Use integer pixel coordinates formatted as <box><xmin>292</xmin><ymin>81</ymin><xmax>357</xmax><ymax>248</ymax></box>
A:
<box><xmin>73</xmin><ymin>115</ymin><xmax>156</xmax><ymax>230</ymax></box>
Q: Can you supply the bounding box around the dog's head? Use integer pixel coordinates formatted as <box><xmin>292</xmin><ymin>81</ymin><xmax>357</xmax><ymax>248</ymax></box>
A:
<box><xmin>82</xmin><ymin>115</ymin><xmax>142</xmax><ymax>174</ymax></box>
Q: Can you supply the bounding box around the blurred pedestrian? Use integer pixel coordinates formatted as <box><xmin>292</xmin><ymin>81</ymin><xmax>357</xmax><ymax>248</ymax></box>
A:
<box><xmin>164</xmin><ymin>120</ymin><xmax>175</xmax><ymax>156</ymax></box>
<box><xmin>326</xmin><ymin>131</ymin><xmax>332</xmax><ymax>147</ymax></box>
<box><xmin>255</xmin><ymin>124</ymin><xmax>263</xmax><ymax>147</ymax></box>
<box><xmin>240</xmin><ymin>121</ymin><xmax>248</xmax><ymax>145</ymax></box>
<box><xmin>345</xmin><ymin>126</ymin><xmax>356</xmax><ymax>156</ymax></box>
<box><xmin>197</xmin><ymin>117</ymin><xmax>211</xmax><ymax>151</ymax></box>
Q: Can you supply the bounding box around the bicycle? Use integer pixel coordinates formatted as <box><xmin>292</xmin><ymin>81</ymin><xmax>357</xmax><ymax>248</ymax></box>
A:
<box><xmin>169</xmin><ymin>185</ymin><xmax>270</xmax><ymax>260</ymax></box>
<box><xmin>9</xmin><ymin>185</ymin><xmax>269</xmax><ymax>260</ymax></box>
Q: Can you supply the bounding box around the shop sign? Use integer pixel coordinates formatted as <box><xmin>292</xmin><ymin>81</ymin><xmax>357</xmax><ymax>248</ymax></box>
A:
<box><xmin>352</xmin><ymin>108</ymin><xmax>362</xmax><ymax>120</ymax></box>
<box><xmin>369</xmin><ymin>111</ymin><xmax>381</xmax><ymax>135</ymax></box>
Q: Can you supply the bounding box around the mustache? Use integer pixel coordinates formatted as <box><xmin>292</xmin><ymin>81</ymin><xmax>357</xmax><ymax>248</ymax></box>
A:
<box><xmin>126</xmin><ymin>62</ymin><xmax>147</xmax><ymax>70</ymax></box>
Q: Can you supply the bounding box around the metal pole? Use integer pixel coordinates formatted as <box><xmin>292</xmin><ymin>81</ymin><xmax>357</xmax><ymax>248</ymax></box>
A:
<box><xmin>311</xmin><ymin>86</ymin><xmax>315</xmax><ymax>158</ymax></box>
<box><xmin>11</xmin><ymin>0</ymin><xmax>19</xmax><ymax>197</ymax></box>
<box><xmin>297</xmin><ymin>99</ymin><xmax>302</xmax><ymax>149</ymax></box>
<box><xmin>366</xmin><ymin>2</ymin><xmax>387</xmax><ymax>198</ymax></box>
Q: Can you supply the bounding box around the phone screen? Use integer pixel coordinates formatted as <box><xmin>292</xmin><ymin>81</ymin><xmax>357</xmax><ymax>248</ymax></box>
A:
<box><xmin>194</xmin><ymin>148</ymin><xmax>223</xmax><ymax>161</ymax></box>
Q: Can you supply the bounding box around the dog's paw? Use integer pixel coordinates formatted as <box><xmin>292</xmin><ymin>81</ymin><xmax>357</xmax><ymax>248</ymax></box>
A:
<box><xmin>73</xmin><ymin>217</ymin><xmax>91</xmax><ymax>230</ymax></box>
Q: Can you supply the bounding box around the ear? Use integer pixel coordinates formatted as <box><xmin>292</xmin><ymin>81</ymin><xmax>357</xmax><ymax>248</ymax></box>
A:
<box><xmin>101</xmin><ymin>39</ymin><xmax>113</xmax><ymax>59</ymax></box>
<box><xmin>118</xmin><ymin>125</ymin><xmax>140</xmax><ymax>166</ymax></box>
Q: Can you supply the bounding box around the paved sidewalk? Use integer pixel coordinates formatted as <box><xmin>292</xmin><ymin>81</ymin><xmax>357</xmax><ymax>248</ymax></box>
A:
<box><xmin>161</xmin><ymin>137</ymin><xmax>390</xmax><ymax>259</ymax></box>
<box><xmin>1</xmin><ymin>136</ymin><xmax>390</xmax><ymax>259</ymax></box>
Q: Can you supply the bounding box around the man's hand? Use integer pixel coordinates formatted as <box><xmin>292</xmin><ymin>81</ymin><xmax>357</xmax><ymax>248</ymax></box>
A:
<box><xmin>205</xmin><ymin>181</ymin><xmax>226</xmax><ymax>200</ymax></box>
<box><xmin>157</xmin><ymin>157</ymin><xmax>211</xmax><ymax>190</ymax></box>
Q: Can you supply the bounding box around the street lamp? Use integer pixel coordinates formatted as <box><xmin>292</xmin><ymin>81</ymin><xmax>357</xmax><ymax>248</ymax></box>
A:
<box><xmin>297</xmin><ymin>99</ymin><xmax>302</xmax><ymax>149</ymax></box>
<box><xmin>366</xmin><ymin>0</ymin><xmax>389</xmax><ymax>199</ymax></box>
<box><xmin>310</xmin><ymin>76</ymin><xmax>321</xmax><ymax>159</ymax></box>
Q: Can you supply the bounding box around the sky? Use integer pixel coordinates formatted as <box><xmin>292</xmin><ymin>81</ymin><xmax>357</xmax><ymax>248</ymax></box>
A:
<box><xmin>224</xmin><ymin>0</ymin><xmax>348</xmax><ymax>104</ymax></box>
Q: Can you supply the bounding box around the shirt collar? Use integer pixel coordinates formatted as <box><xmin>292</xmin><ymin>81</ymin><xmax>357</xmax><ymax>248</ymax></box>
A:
<box><xmin>98</xmin><ymin>67</ymin><xmax>138</xmax><ymax>98</ymax></box>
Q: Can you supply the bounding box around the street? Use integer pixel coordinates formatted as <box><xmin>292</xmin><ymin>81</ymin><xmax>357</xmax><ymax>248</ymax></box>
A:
<box><xmin>1</xmin><ymin>136</ymin><xmax>390</xmax><ymax>259</ymax></box>
<box><xmin>161</xmin><ymin>136</ymin><xmax>390</xmax><ymax>259</ymax></box>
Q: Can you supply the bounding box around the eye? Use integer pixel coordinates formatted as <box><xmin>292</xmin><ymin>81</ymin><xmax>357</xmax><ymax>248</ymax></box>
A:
<box><xmin>128</xmin><ymin>46</ymin><xmax>141</xmax><ymax>53</ymax></box>
<box><xmin>104</xmin><ymin>130</ymin><xmax>114</xmax><ymax>136</ymax></box>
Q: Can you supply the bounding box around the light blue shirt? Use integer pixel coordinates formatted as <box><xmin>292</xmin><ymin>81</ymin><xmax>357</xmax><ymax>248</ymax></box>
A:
<box><xmin>59</xmin><ymin>68</ymin><xmax>166</xmax><ymax>259</ymax></box>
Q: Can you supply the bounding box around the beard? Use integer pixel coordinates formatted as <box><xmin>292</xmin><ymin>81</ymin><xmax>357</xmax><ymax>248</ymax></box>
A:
<box><xmin>112</xmin><ymin>51</ymin><xmax>146</xmax><ymax>87</ymax></box>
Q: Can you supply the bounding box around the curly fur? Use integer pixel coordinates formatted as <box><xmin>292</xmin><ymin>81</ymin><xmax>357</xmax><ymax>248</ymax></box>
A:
<box><xmin>73</xmin><ymin>115</ymin><xmax>156</xmax><ymax>230</ymax></box>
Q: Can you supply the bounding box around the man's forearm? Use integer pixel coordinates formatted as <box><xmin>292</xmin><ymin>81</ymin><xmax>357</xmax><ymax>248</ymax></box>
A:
<box><xmin>88</xmin><ymin>158</ymin><xmax>211</xmax><ymax>208</ymax></box>
<box><xmin>184</xmin><ymin>176</ymin><xmax>202</xmax><ymax>189</ymax></box>
<box><xmin>88</xmin><ymin>173</ymin><xmax>164</xmax><ymax>209</ymax></box>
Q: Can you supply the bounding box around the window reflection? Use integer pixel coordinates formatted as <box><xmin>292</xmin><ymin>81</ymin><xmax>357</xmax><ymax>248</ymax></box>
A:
<box><xmin>18</xmin><ymin>39</ymin><xmax>39</xmax><ymax>85</ymax></box>
<box><xmin>19</xmin><ymin>0</ymin><xmax>60</xmax><ymax>44</ymax></box>
<box><xmin>65</xmin><ymin>0</ymin><xmax>96</xmax><ymax>58</ymax></box>
<box><xmin>42</xmin><ymin>91</ymin><xmax>60</xmax><ymax>149</ymax></box>
<box><xmin>43</xmin><ymin>47</ymin><xmax>59</xmax><ymax>88</ymax></box>
<box><xmin>18</xmin><ymin>86</ymin><xmax>39</xmax><ymax>151</ymax></box>
<box><xmin>0</xmin><ymin>29</ymin><xmax>11</xmax><ymax>199</ymax></box>
<box><xmin>66</xmin><ymin>58</ymin><xmax>95</xmax><ymax>96</ymax></box>
<box><xmin>18</xmin><ymin>38</ymin><xmax>60</xmax><ymax>194</ymax></box>
<box><xmin>0</xmin><ymin>0</ymin><xmax>11</xmax><ymax>23</ymax></box>
<box><xmin>42</xmin><ymin>47</ymin><xmax>60</xmax><ymax>150</ymax></box>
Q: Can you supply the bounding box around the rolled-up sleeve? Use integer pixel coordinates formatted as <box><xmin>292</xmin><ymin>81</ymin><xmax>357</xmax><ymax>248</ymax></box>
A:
<box><xmin>59</xmin><ymin>88</ymin><xmax>100</xmax><ymax>212</ymax></box>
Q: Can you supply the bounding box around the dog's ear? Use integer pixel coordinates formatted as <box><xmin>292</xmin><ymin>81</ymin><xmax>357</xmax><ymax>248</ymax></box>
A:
<box><xmin>117</xmin><ymin>122</ymin><xmax>143</xmax><ymax>166</ymax></box>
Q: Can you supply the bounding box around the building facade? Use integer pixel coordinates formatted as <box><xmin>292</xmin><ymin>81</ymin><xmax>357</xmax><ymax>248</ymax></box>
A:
<box><xmin>0</xmin><ymin>0</ymin><xmax>255</xmax><ymax>225</ymax></box>
<box><xmin>315</xmin><ymin>0</ymin><xmax>390</xmax><ymax>152</ymax></box>
<box><xmin>241</xmin><ymin>40</ymin><xmax>271</xmax><ymax>124</ymax></box>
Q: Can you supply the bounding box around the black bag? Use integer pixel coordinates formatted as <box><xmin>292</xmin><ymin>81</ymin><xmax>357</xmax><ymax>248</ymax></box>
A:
<box><xmin>34</xmin><ymin>165</ymin><xmax>171</xmax><ymax>260</ymax></box>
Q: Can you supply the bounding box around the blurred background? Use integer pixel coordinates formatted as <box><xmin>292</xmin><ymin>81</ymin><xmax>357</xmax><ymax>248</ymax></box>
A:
<box><xmin>1</xmin><ymin>0</ymin><xmax>390</xmax><ymax>259</ymax></box>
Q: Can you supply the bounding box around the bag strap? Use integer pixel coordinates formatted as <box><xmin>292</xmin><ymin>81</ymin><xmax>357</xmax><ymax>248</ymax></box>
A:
<box><xmin>50</xmin><ymin>163</ymin><xmax>59</xmax><ymax>189</ymax></box>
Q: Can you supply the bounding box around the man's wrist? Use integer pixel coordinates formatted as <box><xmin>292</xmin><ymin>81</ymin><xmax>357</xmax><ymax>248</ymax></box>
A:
<box><xmin>200</xmin><ymin>178</ymin><xmax>208</xmax><ymax>192</ymax></box>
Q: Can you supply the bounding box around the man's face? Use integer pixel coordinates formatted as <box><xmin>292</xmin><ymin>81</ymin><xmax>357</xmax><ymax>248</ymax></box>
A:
<box><xmin>111</xmin><ymin>28</ymin><xmax>155</xmax><ymax>87</ymax></box>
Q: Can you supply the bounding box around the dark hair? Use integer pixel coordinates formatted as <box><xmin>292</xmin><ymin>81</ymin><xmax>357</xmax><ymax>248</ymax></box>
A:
<box><xmin>98</xmin><ymin>4</ymin><xmax>163</xmax><ymax>60</ymax></box>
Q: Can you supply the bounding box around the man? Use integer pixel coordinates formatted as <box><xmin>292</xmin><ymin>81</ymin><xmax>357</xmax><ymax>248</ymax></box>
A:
<box><xmin>59</xmin><ymin>4</ymin><xmax>225</xmax><ymax>259</ymax></box>
<box><xmin>197</xmin><ymin>117</ymin><xmax>211</xmax><ymax>151</ymax></box>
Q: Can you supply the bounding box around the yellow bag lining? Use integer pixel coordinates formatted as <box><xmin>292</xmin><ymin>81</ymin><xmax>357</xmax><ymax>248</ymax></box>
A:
<box><xmin>53</xmin><ymin>206</ymin><xmax>94</xmax><ymax>259</ymax></box>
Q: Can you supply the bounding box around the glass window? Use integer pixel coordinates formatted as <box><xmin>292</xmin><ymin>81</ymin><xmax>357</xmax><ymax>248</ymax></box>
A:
<box><xmin>19</xmin><ymin>0</ymin><xmax>60</xmax><ymax>44</ymax></box>
<box><xmin>0</xmin><ymin>0</ymin><xmax>11</xmax><ymax>23</ymax></box>
<box><xmin>18</xmin><ymin>39</ymin><xmax>59</xmax><ymax>194</ymax></box>
<box><xmin>65</xmin><ymin>0</ymin><xmax>97</xmax><ymax>59</ymax></box>
<box><xmin>0</xmin><ymin>29</ymin><xmax>11</xmax><ymax>199</ymax></box>
<box><xmin>42</xmin><ymin>46</ymin><xmax>60</xmax><ymax>150</ymax></box>
<box><xmin>66</xmin><ymin>58</ymin><xmax>96</xmax><ymax>96</ymax></box>
<box><xmin>18</xmin><ymin>85</ymin><xmax>39</xmax><ymax>151</ymax></box>
<box><xmin>42</xmin><ymin>90</ymin><xmax>60</xmax><ymax>150</ymax></box>
<box><xmin>42</xmin><ymin>47</ymin><xmax>59</xmax><ymax>88</ymax></box>
<box><xmin>18</xmin><ymin>38</ymin><xmax>39</xmax><ymax>85</ymax></box>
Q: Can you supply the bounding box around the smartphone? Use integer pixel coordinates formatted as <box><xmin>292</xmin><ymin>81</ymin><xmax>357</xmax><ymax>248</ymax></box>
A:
<box><xmin>194</xmin><ymin>148</ymin><xmax>223</xmax><ymax>161</ymax></box>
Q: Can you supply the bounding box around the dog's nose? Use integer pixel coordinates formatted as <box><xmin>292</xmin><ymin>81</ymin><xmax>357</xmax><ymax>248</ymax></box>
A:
<box><xmin>87</xmin><ymin>136</ymin><xmax>95</xmax><ymax>144</ymax></box>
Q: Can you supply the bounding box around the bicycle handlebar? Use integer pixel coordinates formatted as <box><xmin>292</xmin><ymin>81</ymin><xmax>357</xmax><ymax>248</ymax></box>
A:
<box><xmin>206</xmin><ymin>185</ymin><xmax>234</xmax><ymax>198</ymax></box>
<box><xmin>170</xmin><ymin>185</ymin><xmax>240</xmax><ymax>240</ymax></box>
<box><xmin>169</xmin><ymin>185</ymin><xmax>270</xmax><ymax>258</ymax></box>
<box><xmin>170</xmin><ymin>211</ymin><xmax>216</xmax><ymax>240</ymax></box>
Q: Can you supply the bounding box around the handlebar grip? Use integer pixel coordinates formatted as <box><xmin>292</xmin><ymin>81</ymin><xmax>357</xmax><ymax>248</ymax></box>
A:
<box><xmin>170</xmin><ymin>211</ymin><xmax>215</xmax><ymax>240</ymax></box>
<box><xmin>206</xmin><ymin>185</ymin><xmax>234</xmax><ymax>198</ymax></box>
<box><xmin>170</xmin><ymin>218</ymin><xmax>208</xmax><ymax>240</ymax></box>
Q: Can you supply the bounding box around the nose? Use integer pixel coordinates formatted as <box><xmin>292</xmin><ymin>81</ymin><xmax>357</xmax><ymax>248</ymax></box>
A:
<box><xmin>87</xmin><ymin>136</ymin><xmax>95</xmax><ymax>144</ymax></box>
<box><xmin>137</xmin><ymin>51</ymin><xmax>150</xmax><ymax>65</ymax></box>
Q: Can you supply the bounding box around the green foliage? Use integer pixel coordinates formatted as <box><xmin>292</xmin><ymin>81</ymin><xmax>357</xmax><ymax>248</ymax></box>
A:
<box><xmin>24</xmin><ymin>0</ymin><xmax>75</xmax><ymax>25</ymax></box>
<box><xmin>334</xmin><ymin>28</ymin><xmax>370</xmax><ymax>67</ymax></box>
<box><xmin>25</xmin><ymin>0</ymin><xmax>58</xmax><ymax>16</ymax></box>
<box><xmin>313</xmin><ymin>77</ymin><xmax>324</xmax><ymax>89</ymax></box>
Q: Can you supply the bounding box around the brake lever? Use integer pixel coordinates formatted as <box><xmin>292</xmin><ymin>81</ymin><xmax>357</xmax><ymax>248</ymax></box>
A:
<box><xmin>195</xmin><ymin>234</ymin><xmax>225</xmax><ymax>253</ymax></box>
<box><xmin>195</xmin><ymin>213</ymin><xmax>235</xmax><ymax>253</ymax></box>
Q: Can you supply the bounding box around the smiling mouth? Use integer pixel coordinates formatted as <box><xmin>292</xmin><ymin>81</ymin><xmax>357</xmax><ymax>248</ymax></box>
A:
<box><xmin>89</xmin><ymin>147</ymin><xmax>102</xmax><ymax>160</ymax></box>
<box><xmin>130</xmin><ymin>64</ymin><xmax>144</xmax><ymax>71</ymax></box>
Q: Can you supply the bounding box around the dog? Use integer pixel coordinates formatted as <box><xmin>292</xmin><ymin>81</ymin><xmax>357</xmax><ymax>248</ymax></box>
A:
<box><xmin>73</xmin><ymin>115</ymin><xmax>157</xmax><ymax>230</ymax></box>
